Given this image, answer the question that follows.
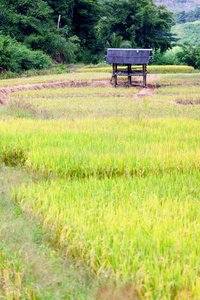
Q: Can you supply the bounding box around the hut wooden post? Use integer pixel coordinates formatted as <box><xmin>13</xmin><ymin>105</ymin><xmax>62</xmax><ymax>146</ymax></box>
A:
<box><xmin>113</xmin><ymin>63</ymin><xmax>117</xmax><ymax>87</ymax></box>
<box><xmin>143</xmin><ymin>64</ymin><xmax>147</xmax><ymax>87</ymax></box>
<box><xmin>128</xmin><ymin>64</ymin><xmax>132</xmax><ymax>86</ymax></box>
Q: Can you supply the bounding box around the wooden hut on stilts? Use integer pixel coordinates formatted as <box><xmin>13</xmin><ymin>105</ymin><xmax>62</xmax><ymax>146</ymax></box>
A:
<box><xmin>106</xmin><ymin>48</ymin><xmax>153</xmax><ymax>87</ymax></box>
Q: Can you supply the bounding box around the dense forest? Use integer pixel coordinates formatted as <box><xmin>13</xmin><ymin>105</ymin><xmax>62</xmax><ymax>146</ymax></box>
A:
<box><xmin>1</xmin><ymin>0</ymin><xmax>200</xmax><ymax>72</ymax></box>
<box><xmin>0</xmin><ymin>0</ymin><xmax>173</xmax><ymax>72</ymax></box>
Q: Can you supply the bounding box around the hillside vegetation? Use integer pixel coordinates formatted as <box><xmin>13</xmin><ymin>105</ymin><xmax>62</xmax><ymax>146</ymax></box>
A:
<box><xmin>154</xmin><ymin>0</ymin><xmax>200</xmax><ymax>11</ymax></box>
<box><xmin>172</xmin><ymin>20</ymin><xmax>200</xmax><ymax>46</ymax></box>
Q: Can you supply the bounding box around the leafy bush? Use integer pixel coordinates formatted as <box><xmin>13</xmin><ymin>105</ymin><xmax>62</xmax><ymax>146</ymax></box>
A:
<box><xmin>0</xmin><ymin>34</ymin><xmax>52</xmax><ymax>72</ymax></box>
<box><xmin>76</xmin><ymin>48</ymin><xmax>100</xmax><ymax>64</ymax></box>
<box><xmin>151</xmin><ymin>45</ymin><xmax>200</xmax><ymax>69</ymax></box>
<box><xmin>10</xmin><ymin>44</ymin><xmax>52</xmax><ymax>71</ymax></box>
<box><xmin>25</xmin><ymin>32</ymin><xmax>80</xmax><ymax>64</ymax></box>
<box><xmin>177</xmin><ymin>43</ymin><xmax>200</xmax><ymax>69</ymax></box>
<box><xmin>0</xmin><ymin>34</ymin><xmax>12</xmax><ymax>71</ymax></box>
<box><xmin>151</xmin><ymin>47</ymin><xmax>182</xmax><ymax>65</ymax></box>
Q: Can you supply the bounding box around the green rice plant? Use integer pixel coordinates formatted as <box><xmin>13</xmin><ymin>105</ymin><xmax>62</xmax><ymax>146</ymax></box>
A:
<box><xmin>0</xmin><ymin>118</ymin><xmax>200</xmax><ymax>178</ymax></box>
<box><xmin>0</xmin><ymin>249</ymin><xmax>37</xmax><ymax>299</ymax></box>
<box><xmin>76</xmin><ymin>65</ymin><xmax>194</xmax><ymax>74</ymax></box>
<box><xmin>1</xmin><ymin>145</ymin><xmax>27</xmax><ymax>166</ymax></box>
<box><xmin>14</xmin><ymin>171</ymin><xmax>200</xmax><ymax>298</ymax></box>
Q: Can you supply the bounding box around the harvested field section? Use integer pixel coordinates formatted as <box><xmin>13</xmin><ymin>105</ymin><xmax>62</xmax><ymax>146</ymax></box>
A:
<box><xmin>0</xmin><ymin>72</ymin><xmax>111</xmax><ymax>87</ymax></box>
<box><xmin>8</xmin><ymin>93</ymin><xmax>200</xmax><ymax>120</ymax></box>
<box><xmin>153</xmin><ymin>73</ymin><xmax>200</xmax><ymax>86</ymax></box>
<box><xmin>156</xmin><ymin>85</ymin><xmax>200</xmax><ymax>95</ymax></box>
<box><xmin>176</xmin><ymin>99</ymin><xmax>200</xmax><ymax>105</ymax></box>
<box><xmin>11</xmin><ymin>86</ymin><xmax>139</xmax><ymax>98</ymax></box>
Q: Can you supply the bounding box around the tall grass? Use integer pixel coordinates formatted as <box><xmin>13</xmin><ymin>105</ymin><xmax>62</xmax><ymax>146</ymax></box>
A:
<box><xmin>156</xmin><ymin>85</ymin><xmax>200</xmax><ymax>95</ymax></box>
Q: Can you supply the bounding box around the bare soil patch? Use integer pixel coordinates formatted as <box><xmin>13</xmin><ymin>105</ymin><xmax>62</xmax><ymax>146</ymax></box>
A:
<box><xmin>97</xmin><ymin>284</ymin><xmax>139</xmax><ymax>300</ymax></box>
<box><xmin>176</xmin><ymin>99</ymin><xmax>200</xmax><ymax>105</ymax></box>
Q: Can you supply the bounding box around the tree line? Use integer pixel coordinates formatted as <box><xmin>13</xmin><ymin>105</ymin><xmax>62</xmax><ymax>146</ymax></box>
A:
<box><xmin>0</xmin><ymin>0</ymin><xmax>176</xmax><ymax>72</ymax></box>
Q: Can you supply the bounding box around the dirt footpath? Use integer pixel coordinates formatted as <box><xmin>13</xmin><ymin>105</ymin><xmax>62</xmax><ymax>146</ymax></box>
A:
<box><xmin>0</xmin><ymin>74</ymin><xmax>159</xmax><ymax>105</ymax></box>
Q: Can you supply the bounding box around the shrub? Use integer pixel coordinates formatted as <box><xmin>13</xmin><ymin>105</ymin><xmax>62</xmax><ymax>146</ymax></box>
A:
<box><xmin>151</xmin><ymin>47</ymin><xmax>183</xmax><ymax>65</ymax></box>
<box><xmin>25</xmin><ymin>33</ymin><xmax>80</xmax><ymax>64</ymax></box>
<box><xmin>0</xmin><ymin>33</ymin><xmax>52</xmax><ymax>72</ymax></box>
<box><xmin>76</xmin><ymin>48</ymin><xmax>100</xmax><ymax>64</ymax></box>
<box><xmin>0</xmin><ymin>34</ymin><xmax>12</xmax><ymax>71</ymax></box>
<box><xmin>10</xmin><ymin>44</ymin><xmax>52</xmax><ymax>71</ymax></box>
<box><xmin>177</xmin><ymin>43</ymin><xmax>200</xmax><ymax>69</ymax></box>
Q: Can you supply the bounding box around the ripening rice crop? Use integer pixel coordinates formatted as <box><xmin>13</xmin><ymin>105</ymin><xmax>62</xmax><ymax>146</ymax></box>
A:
<box><xmin>8</xmin><ymin>83</ymin><xmax>200</xmax><ymax>120</ymax></box>
<box><xmin>76</xmin><ymin>65</ymin><xmax>194</xmax><ymax>74</ymax></box>
<box><xmin>1</xmin><ymin>71</ymin><xmax>200</xmax><ymax>299</ymax></box>
<box><xmin>0</xmin><ymin>118</ymin><xmax>200</xmax><ymax>177</ymax></box>
<box><xmin>14</xmin><ymin>171</ymin><xmax>200</xmax><ymax>299</ymax></box>
<box><xmin>1</xmin><ymin>117</ymin><xmax>198</xmax><ymax>298</ymax></box>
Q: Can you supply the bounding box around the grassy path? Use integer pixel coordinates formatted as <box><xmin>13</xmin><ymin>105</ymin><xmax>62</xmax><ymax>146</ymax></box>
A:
<box><xmin>0</xmin><ymin>164</ymin><xmax>98</xmax><ymax>299</ymax></box>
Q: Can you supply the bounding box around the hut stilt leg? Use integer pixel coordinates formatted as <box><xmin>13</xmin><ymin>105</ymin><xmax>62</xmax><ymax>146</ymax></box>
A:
<box><xmin>113</xmin><ymin>63</ymin><xmax>117</xmax><ymax>87</ymax></box>
<box><xmin>143</xmin><ymin>64</ymin><xmax>147</xmax><ymax>88</ymax></box>
<box><xmin>128</xmin><ymin>64</ymin><xmax>132</xmax><ymax>86</ymax></box>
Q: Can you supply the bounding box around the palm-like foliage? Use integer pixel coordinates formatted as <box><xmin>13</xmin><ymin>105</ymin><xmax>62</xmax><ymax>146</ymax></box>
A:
<box><xmin>108</xmin><ymin>32</ymin><xmax>131</xmax><ymax>48</ymax></box>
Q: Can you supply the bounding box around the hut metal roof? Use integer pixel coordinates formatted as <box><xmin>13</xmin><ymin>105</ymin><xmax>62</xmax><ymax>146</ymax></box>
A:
<box><xmin>106</xmin><ymin>48</ymin><xmax>153</xmax><ymax>65</ymax></box>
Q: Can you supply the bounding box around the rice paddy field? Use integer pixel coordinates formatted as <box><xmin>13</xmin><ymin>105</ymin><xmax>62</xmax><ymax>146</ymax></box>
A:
<box><xmin>0</xmin><ymin>69</ymin><xmax>200</xmax><ymax>299</ymax></box>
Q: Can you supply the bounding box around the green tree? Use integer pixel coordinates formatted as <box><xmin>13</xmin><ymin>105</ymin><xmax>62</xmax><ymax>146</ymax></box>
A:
<box><xmin>72</xmin><ymin>0</ymin><xmax>101</xmax><ymax>60</ymax></box>
<box><xmin>0</xmin><ymin>0</ymin><xmax>53</xmax><ymax>41</ymax></box>
<box><xmin>99</xmin><ymin>0</ymin><xmax>173</xmax><ymax>52</ymax></box>
<box><xmin>0</xmin><ymin>0</ymin><xmax>79</xmax><ymax>63</ymax></box>
<box><xmin>46</xmin><ymin>0</ymin><xmax>74</xmax><ymax>29</ymax></box>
